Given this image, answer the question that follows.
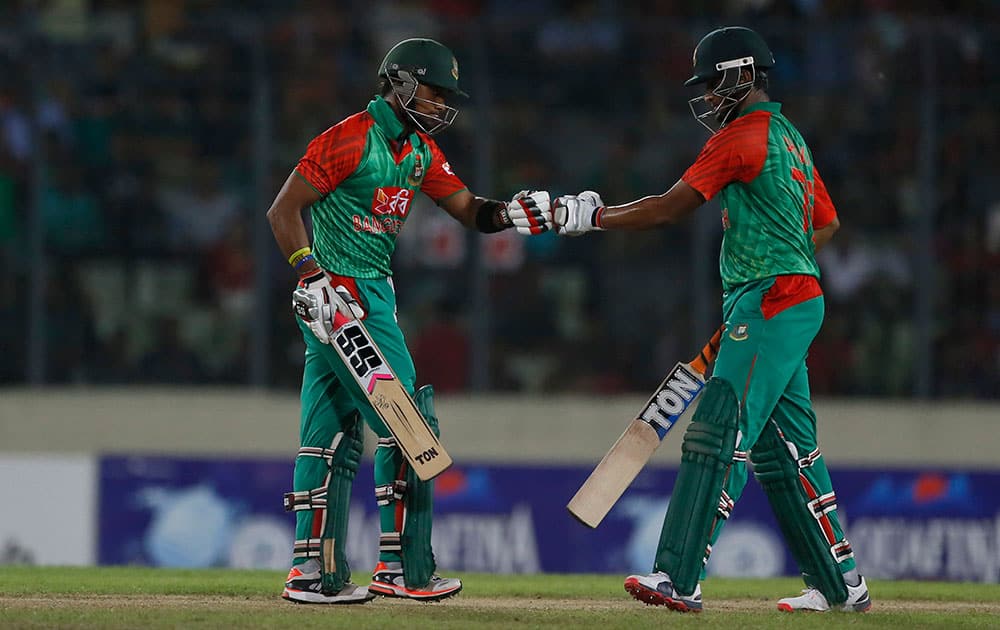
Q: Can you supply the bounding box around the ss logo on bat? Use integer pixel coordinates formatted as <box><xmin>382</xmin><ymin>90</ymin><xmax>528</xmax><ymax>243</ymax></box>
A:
<box><xmin>335</xmin><ymin>324</ymin><xmax>383</xmax><ymax>378</ymax></box>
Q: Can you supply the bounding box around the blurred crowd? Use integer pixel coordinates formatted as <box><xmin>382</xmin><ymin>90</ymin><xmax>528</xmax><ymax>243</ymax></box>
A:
<box><xmin>0</xmin><ymin>0</ymin><xmax>996</xmax><ymax>398</ymax></box>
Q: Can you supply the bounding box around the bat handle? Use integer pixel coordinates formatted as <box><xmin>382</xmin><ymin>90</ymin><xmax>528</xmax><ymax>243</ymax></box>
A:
<box><xmin>689</xmin><ymin>326</ymin><xmax>724</xmax><ymax>376</ymax></box>
<box><xmin>333</xmin><ymin>310</ymin><xmax>350</xmax><ymax>329</ymax></box>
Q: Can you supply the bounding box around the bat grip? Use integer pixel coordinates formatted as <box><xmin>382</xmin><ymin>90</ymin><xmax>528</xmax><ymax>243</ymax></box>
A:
<box><xmin>333</xmin><ymin>310</ymin><xmax>350</xmax><ymax>329</ymax></box>
<box><xmin>689</xmin><ymin>326</ymin><xmax>724</xmax><ymax>376</ymax></box>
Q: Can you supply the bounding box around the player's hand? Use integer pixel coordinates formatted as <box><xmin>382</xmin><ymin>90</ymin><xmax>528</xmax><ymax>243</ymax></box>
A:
<box><xmin>506</xmin><ymin>190</ymin><xmax>552</xmax><ymax>235</ymax></box>
<box><xmin>554</xmin><ymin>191</ymin><xmax>605</xmax><ymax>236</ymax></box>
<box><xmin>292</xmin><ymin>271</ymin><xmax>365</xmax><ymax>344</ymax></box>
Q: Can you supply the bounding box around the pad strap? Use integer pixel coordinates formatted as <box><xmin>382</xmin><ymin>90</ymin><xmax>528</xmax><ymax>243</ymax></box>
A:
<box><xmin>380</xmin><ymin>532</ymin><xmax>402</xmax><ymax>554</ymax></box>
<box><xmin>283</xmin><ymin>440</ymin><xmax>343</xmax><ymax>511</ymax></box>
<box><xmin>832</xmin><ymin>540</ymin><xmax>855</xmax><ymax>563</ymax></box>
<box><xmin>375</xmin><ymin>480</ymin><xmax>408</xmax><ymax>506</ymax></box>
<box><xmin>293</xmin><ymin>538</ymin><xmax>323</xmax><ymax>559</ymax></box>
<box><xmin>284</xmin><ymin>488</ymin><xmax>327</xmax><ymax>512</ymax></box>
<box><xmin>716</xmin><ymin>489</ymin><xmax>735</xmax><ymax>521</ymax></box>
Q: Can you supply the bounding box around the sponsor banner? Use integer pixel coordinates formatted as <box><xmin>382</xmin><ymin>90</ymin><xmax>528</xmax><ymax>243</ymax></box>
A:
<box><xmin>97</xmin><ymin>456</ymin><xmax>1000</xmax><ymax>581</ymax></box>
<box><xmin>0</xmin><ymin>454</ymin><xmax>97</xmax><ymax>565</ymax></box>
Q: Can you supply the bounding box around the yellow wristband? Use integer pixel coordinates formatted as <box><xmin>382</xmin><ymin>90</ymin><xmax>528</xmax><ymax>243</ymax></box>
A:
<box><xmin>288</xmin><ymin>246</ymin><xmax>312</xmax><ymax>266</ymax></box>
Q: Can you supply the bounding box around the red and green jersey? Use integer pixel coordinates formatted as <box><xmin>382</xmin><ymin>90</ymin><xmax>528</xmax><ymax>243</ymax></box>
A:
<box><xmin>295</xmin><ymin>96</ymin><xmax>467</xmax><ymax>278</ymax></box>
<box><xmin>682</xmin><ymin>102</ymin><xmax>837</xmax><ymax>292</ymax></box>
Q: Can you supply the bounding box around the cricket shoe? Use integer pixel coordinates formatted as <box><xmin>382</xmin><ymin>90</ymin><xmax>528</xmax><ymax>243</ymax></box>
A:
<box><xmin>777</xmin><ymin>576</ymin><xmax>871</xmax><ymax>612</ymax></box>
<box><xmin>624</xmin><ymin>571</ymin><xmax>702</xmax><ymax>612</ymax></box>
<box><xmin>369</xmin><ymin>561</ymin><xmax>462</xmax><ymax>601</ymax></box>
<box><xmin>281</xmin><ymin>559</ymin><xmax>375</xmax><ymax>604</ymax></box>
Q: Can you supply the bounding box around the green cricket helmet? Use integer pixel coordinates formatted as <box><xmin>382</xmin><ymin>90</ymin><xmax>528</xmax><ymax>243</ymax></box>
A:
<box><xmin>685</xmin><ymin>26</ymin><xmax>774</xmax><ymax>133</ymax></box>
<box><xmin>378</xmin><ymin>38</ymin><xmax>467</xmax><ymax>135</ymax></box>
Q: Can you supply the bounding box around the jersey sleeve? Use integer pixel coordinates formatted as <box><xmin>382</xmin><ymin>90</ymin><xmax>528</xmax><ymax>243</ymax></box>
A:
<box><xmin>420</xmin><ymin>137</ymin><xmax>468</xmax><ymax>202</ymax></box>
<box><xmin>811</xmin><ymin>166</ymin><xmax>837</xmax><ymax>229</ymax></box>
<box><xmin>294</xmin><ymin>114</ymin><xmax>368</xmax><ymax>196</ymax></box>
<box><xmin>681</xmin><ymin>113</ymin><xmax>770</xmax><ymax>201</ymax></box>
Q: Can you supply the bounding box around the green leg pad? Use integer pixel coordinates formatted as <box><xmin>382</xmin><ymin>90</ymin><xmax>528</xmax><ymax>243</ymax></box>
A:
<box><xmin>320</xmin><ymin>413</ymin><xmax>364</xmax><ymax>594</ymax></box>
<box><xmin>654</xmin><ymin>377</ymin><xmax>739</xmax><ymax>595</ymax></box>
<box><xmin>401</xmin><ymin>385</ymin><xmax>438</xmax><ymax>587</ymax></box>
<box><xmin>413</xmin><ymin>384</ymin><xmax>440</xmax><ymax>436</ymax></box>
<box><xmin>751</xmin><ymin>421</ymin><xmax>848</xmax><ymax>605</ymax></box>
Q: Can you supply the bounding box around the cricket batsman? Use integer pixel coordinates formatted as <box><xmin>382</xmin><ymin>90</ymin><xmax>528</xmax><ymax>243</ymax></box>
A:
<box><xmin>553</xmin><ymin>26</ymin><xmax>871</xmax><ymax>613</ymax></box>
<box><xmin>266</xmin><ymin>37</ymin><xmax>552</xmax><ymax>604</ymax></box>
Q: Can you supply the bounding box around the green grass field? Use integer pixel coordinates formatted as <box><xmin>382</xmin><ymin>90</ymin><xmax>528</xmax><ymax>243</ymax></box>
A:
<box><xmin>1</xmin><ymin>567</ymin><xmax>998</xmax><ymax>629</ymax></box>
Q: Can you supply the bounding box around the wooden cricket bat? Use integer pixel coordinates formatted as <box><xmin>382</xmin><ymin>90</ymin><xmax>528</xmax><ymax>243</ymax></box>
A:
<box><xmin>567</xmin><ymin>327</ymin><xmax>724</xmax><ymax>528</ymax></box>
<box><xmin>329</xmin><ymin>312</ymin><xmax>452</xmax><ymax>481</ymax></box>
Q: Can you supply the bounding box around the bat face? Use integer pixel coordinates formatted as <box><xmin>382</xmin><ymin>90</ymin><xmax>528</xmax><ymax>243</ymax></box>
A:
<box><xmin>566</xmin><ymin>325</ymin><xmax>722</xmax><ymax>529</ymax></box>
<box><xmin>567</xmin><ymin>420</ymin><xmax>661</xmax><ymax>528</ymax></box>
<box><xmin>330</xmin><ymin>318</ymin><xmax>452</xmax><ymax>481</ymax></box>
<box><xmin>567</xmin><ymin>361</ymin><xmax>706</xmax><ymax>528</ymax></box>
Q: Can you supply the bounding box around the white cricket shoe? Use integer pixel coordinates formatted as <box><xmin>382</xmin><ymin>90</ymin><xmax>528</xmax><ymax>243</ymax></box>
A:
<box><xmin>624</xmin><ymin>571</ymin><xmax>702</xmax><ymax>612</ymax></box>
<box><xmin>777</xmin><ymin>576</ymin><xmax>871</xmax><ymax>612</ymax></box>
<box><xmin>369</xmin><ymin>561</ymin><xmax>462</xmax><ymax>601</ymax></box>
<box><xmin>282</xmin><ymin>559</ymin><xmax>375</xmax><ymax>604</ymax></box>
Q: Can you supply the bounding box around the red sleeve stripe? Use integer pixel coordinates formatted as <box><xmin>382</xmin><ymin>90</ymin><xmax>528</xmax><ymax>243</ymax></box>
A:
<box><xmin>683</xmin><ymin>115</ymin><xmax>770</xmax><ymax>199</ymax></box>
<box><xmin>810</xmin><ymin>166</ymin><xmax>837</xmax><ymax>229</ymax></box>
<box><xmin>297</xmin><ymin>113</ymin><xmax>371</xmax><ymax>195</ymax></box>
<box><xmin>419</xmin><ymin>135</ymin><xmax>467</xmax><ymax>201</ymax></box>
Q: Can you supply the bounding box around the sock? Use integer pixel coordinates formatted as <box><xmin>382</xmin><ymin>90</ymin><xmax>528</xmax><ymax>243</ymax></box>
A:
<box><xmin>843</xmin><ymin>568</ymin><xmax>861</xmax><ymax>588</ymax></box>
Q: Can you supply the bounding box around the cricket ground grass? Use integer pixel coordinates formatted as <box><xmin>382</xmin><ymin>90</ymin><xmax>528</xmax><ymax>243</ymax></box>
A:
<box><xmin>1</xmin><ymin>567</ymin><xmax>998</xmax><ymax>629</ymax></box>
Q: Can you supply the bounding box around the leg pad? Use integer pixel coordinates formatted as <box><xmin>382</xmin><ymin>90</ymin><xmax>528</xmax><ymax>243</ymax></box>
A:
<box><xmin>401</xmin><ymin>385</ymin><xmax>438</xmax><ymax>587</ymax></box>
<box><xmin>319</xmin><ymin>413</ymin><xmax>363</xmax><ymax>594</ymax></box>
<box><xmin>654</xmin><ymin>377</ymin><xmax>740</xmax><ymax>595</ymax></box>
<box><xmin>751</xmin><ymin>421</ymin><xmax>849</xmax><ymax>605</ymax></box>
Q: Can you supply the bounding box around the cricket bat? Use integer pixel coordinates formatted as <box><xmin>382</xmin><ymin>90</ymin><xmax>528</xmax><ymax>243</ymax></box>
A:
<box><xmin>567</xmin><ymin>327</ymin><xmax>724</xmax><ymax>528</ymax></box>
<box><xmin>329</xmin><ymin>312</ymin><xmax>452</xmax><ymax>481</ymax></box>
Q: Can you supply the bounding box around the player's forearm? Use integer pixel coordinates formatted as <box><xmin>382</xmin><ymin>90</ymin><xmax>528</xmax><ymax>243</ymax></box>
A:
<box><xmin>267</xmin><ymin>203</ymin><xmax>319</xmax><ymax>275</ymax></box>
<box><xmin>812</xmin><ymin>216</ymin><xmax>840</xmax><ymax>252</ymax></box>
<box><xmin>602</xmin><ymin>183</ymin><xmax>702</xmax><ymax>230</ymax></box>
<box><xmin>600</xmin><ymin>195</ymin><xmax>675</xmax><ymax>229</ymax></box>
<box><xmin>267</xmin><ymin>172</ymin><xmax>324</xmax><ymax>276</ymax></box>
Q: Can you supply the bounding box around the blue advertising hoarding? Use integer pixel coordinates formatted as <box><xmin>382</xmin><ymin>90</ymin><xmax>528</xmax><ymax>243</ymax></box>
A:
<box><xmin>98</xmin><ymin>456</ymin><xmax>1000</xmax><ymax>582</ymax></box>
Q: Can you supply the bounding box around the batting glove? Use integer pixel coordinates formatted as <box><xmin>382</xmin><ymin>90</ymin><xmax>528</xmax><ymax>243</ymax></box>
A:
<box><xmin>292</xmin><ymin>270</ymin><xmax>365</xmax><ymax>344</ymax></box>
<box><xmin>506</xmin><ymin>190</ymin><xmax>553</xmax><ymax>235</ymax></box>
<box><xmin>554</xmin><ymin>190</ymin><xmax>605</xmax><ymax>236</ymax></box>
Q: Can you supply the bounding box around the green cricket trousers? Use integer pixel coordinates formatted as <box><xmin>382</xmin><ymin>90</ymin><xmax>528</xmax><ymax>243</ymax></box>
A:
<box><xmin>708</xmin><ymin>274</ymin><xmax>856</xmax><ymax>575</ymax></box>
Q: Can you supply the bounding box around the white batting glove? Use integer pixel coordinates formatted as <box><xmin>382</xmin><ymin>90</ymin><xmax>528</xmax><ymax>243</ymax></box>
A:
<box><xmin>292</xmin><ymin>271</ymin><xmax>365</xmax><ymax>344</ymax></box>
<box><xmin>554</xmin><ymin>190</ymin><xmax>605</xmax><ymax>236</ymax></box>
<box><xmin>506</xmin><ymin>190</ymin><xmax>553</xmax><ymax>235</ymax></box>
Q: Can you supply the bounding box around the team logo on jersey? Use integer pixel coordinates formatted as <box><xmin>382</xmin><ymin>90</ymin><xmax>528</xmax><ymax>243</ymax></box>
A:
<box><xmin>729</xmin><ymin>323</ymin><xmax>749</xmax><ymax>341</ymax></box>
<box><xmin>407</xmin><ymin>153</ymin><xmax>425</xmax><ymax>186</ymax></box>
<box><xmin>372</xmin><ymin>187</ymin><xmax>413</xmax><ymax>217</ymax></box>
<box><xmin>442</xmin><ymin>161</ymin><xmax>454</xmax><ymax>176</ymax></box>
<box><xmin>721</xmin><ymin>207</ymin><xmax>731</xmax><ymax>230</ymax></box>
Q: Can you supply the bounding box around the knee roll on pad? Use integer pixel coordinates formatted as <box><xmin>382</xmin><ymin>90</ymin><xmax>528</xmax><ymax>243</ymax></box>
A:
<box><xmin>330</xmin><ymin>412</ymin><xmax>365</xmax><ymax>480</ymax></box>
<box><xmin>751</xmin><ymin>421</ymin><xmax>849</xmax><ymax>605</ymax></box>
<box><xmin>401</xmin><ymin>384</ymin><xmax>438</xmax><ymax>587</ymax></box>
<box><xmin>655</xmin><ymin>377</ymin><xmax>739</xmax><ymax>595</ymax></box>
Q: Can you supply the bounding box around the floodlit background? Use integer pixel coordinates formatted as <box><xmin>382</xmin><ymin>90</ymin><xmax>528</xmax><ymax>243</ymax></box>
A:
<box><xmin>1</xmin><ymin>0</ymin><xmax>997</xmax><ymax>581</ymax></box>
